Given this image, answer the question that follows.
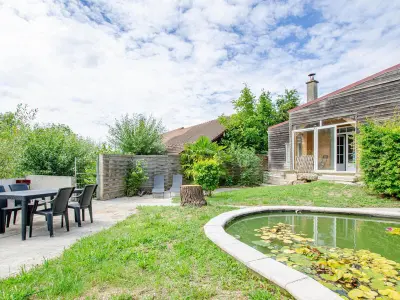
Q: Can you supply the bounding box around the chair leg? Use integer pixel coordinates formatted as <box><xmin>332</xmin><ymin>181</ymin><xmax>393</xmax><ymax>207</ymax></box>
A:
<box><xmin>61</xmin><ymin>215</ymin><xmax>64</xmax><ymax>228</ymax></box>
<box><xmin>74</xmin><ymin>209</ymin><xmax>78</xmax><ymax>222</ymax></box>
<box><xmin>88</xmin><ymin>205</ymin><xmax>93</xmax><ymax>223</ymax></box>
<box><xmin>75</xmin><ymin>208</ymin><xmax>81</xmax><ymax>227</ymax></box>
<box><xmin>6</xmin><ymin>212</ymin><xmax>12</xmax><ymax>228</ymax></box>
<box><xmin>82</xmin><ymin>208</ymin><xmax>85</xmax><ymax>222</ymax></box>
<box><xmin>13</xmin><ymin>211</ymin><xmax>18</xmax><ymax>225</ymax></box>
<box><xmin>65</xmin><ymin>210</ymin><xmax>69</xmax><ymax>232</ymax></box>
<box><xmin>47</xmin><ymin>214</ymin><xmax>54</xmax><ymax>237</ymax></box>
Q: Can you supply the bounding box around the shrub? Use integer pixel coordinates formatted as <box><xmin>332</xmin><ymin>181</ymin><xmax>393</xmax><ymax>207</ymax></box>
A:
<box><xmin>193</xmin><ymin>159</ymin><xmax>222</xmax><ymax>196</ymax></box>
<box><xmin>228</xmin><ymin>146</ymin><xmax>262</xmax><ymax>186</ymax></box>
<box><xmin>125</xmin><ymin>160</ymin><xmax>149</xmax><ymax>196</ymax></box>
<box><xmin>359</xmin><ymin>118</ymin><xmax>400</xmax><ymax>198</ymax></box>
<box><xmin>181</xmin><ymin>136</ymin><xmax>226</xmax><ymax>180</ymax></box>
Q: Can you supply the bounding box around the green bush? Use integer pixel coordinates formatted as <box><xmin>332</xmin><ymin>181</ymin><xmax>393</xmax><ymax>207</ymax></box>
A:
<box><xmin>228</xmin><ymin>146</ymin><xmax>262</xmax><ymax>186</ymax></box>
<box><xmin>125</xmin><ymin>160</ymin><xmax>149</xmax><ymax>196</ymax></box>
<box><xmin>193</xmin><ymin>159</ymin><xmax>222</xmax><ymax>196</ymax></box>
<box><xmin>359</xmin><ymin>118</ymin><xmax>400</xmax><ymax>198</ymax></box>
<box><xmin>181</xmin><ymin>136</ymin><xmax>226</xmax><ymax>180</ymax></box>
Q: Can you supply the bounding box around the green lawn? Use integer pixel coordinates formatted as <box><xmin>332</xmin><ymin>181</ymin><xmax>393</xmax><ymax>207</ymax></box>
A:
<box><xmin>207</xmin><ymin>181</ymin><xmax>400</xmax><ymax>207</ymax></box>
<box><xmin>2</xmin><ymin>182</ymin><xmax>399</xmax><ymax>300</ymax></box>
<box><xmin>0</xmin><ymin>206</ymin><xmax>288</xmax><ymax>300</ymax></box>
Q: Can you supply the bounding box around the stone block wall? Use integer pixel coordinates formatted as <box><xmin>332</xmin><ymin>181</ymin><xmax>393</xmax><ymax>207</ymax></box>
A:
<box><xmin>98</xmin><ymin>154</ymin><xmax>181</xmax><ymax>200</ymax></box>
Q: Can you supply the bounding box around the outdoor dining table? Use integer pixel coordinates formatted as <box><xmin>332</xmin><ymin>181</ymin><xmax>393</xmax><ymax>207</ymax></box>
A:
<box><xmin>0</xmin><ymin>188</ymin><xmax>82</xmax><ymax>240</ymax></box>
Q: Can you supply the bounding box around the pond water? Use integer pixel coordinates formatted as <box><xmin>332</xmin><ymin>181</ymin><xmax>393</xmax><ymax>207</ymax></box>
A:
<box><xmin>226</xmin><ymin>212</ymin><xmax>400</xmax><ymax>299</ymax></box>
<box><xmin>226</xmin><ymin>212</ymin><xmax>400</xmax><ymax>262</ymax></box>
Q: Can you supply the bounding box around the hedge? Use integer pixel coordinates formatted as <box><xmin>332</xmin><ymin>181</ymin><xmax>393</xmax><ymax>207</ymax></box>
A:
<box><xmin>359</xmin><ymin>117</ymin><xmax>400</xmax><ymax>198</ymax></box>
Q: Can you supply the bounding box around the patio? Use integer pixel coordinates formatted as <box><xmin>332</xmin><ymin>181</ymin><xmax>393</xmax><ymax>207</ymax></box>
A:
<box><xmin>0</xmin><ymin>195</ymin><xmax>176</xmax><ymax>279</ymax></box>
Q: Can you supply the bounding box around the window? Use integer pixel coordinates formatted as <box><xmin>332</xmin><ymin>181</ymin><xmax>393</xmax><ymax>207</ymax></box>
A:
<box><xmin>317</xmin><ymin>127</ymin><xmax>335</xmax><ymax>170</ymax></box>
<box><xmin>294</xmin><ymin>130</ymin><xmax>314</xmax><ymax>170</ymax></box>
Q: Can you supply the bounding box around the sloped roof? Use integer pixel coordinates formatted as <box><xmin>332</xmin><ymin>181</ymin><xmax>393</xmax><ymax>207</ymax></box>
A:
<box><xmin>269</xmin><ymin>63</ymin><xmax>400</xmax><ymax>130</ymax></box>
<box><xmin>289</xmin><ymin>63</ymin><xmax>400</xmax><ymax>113</ymax></box>
<box><xmin>162</xmin><ymin>119</ymin><xmax>225</xmax><ymax>154</ymax></box>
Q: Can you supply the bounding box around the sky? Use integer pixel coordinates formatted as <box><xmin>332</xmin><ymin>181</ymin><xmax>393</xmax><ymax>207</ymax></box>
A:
<box><xmin>1</xmin><ymin>0</ymin><xmax>400</xmax><ymax>141</ymax></box>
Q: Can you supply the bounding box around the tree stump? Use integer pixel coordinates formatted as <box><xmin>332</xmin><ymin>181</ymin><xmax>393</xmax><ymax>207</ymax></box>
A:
<box><xmin>180</xmin><ymin>185</ymin><xmax>207</xmax><ymax>207</ymax></box>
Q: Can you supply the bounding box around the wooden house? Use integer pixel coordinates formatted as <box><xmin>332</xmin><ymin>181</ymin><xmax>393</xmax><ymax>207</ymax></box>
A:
<box><xmin>268</xmin><ymin>63</ymin><xmax>400</xmax><ymax>183</ymax></box>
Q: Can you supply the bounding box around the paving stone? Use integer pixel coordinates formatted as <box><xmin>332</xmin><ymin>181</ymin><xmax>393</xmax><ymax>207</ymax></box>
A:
<box><xmin>247</xmin><ymin>258</ymin><xmax>308</xmax><ymax>287</ymax></box>
<box><xmin>285</xmin><ymin>277</ymin><xmax>342</xmax><ymax>300</ymax></box>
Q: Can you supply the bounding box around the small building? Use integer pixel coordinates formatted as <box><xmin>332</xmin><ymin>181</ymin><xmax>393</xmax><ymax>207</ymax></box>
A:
<box><xmin>268</xmin><ymin>63</ymin><xmax>400</xmax><ymax>183</ymax></box>
<box><xmin>162</xmin><ymin>119</ymin><xmax>225</xmax><ymax>154</ymax></box>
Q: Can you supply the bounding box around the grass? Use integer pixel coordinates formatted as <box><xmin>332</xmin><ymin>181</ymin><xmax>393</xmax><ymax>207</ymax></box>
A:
<box><xmin>207</xmin><ymin>181</ymin><xmax>400</xmax><ymax>207</ymax></box>
<box><xmin>3</xmin><ymin>182</ymin><xmax>398</xmax><ymax>299</ymax></box>
<box><xmin>0</xmin><ymin>206</ymin><xmax>289</xmax><ymax>300</ymax></box>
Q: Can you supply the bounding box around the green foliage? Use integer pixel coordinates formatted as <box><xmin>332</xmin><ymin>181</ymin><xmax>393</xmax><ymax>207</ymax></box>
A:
<box><xmin>124</xmin><ymin>160</ymin><xmax>149</xmax><ymax>196</ymax></box>
<box><xmin>219</xmin><ymin>86</ymin><xmax>300</xmax><ymax>153</ymax></box>
<box><xmin>274</xmin><ymin>89</ymin><xmax>301</xmax><ymax>124</ymax></box>
<box><xmin>0</xmin><ymin>104</ymin><xmax>37</xmax><ymax>178</ymax></box>
<box><xmin>108</xmin><ymin>114</ymin><xmax>166</xmax><ymax>154</ymax></box>
<box><xmin>228</xmin><ymin>145</ymin><xmax>262</xmax><ymax>186</ymax></box>
<box><xmin>359</xmin><ymin>118</ymin><xmax>400</xmax><ymax>198</ymax></box>
<box><xmin>180</xmin><ymin>136</ymin><xmax>226</xmax><ymax>180</ymax></box>
<box><xmin>21</xmin><ymin>124</ymin><xmax>98</xmax><ymax>176</ymax></box>
<box><xmin>193</xmin><ymin>159</ymin><xmax>222</xmax><ymax>195</ymax></box>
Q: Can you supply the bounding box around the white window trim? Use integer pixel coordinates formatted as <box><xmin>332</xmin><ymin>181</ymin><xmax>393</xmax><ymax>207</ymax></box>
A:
<box><xmin>291</xmin><ymin>121</ymin><xmax>356</xmax><ymax>173</ymax></box>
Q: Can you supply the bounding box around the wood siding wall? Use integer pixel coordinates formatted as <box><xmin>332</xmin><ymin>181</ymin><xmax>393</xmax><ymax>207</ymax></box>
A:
<box><xmin>268</xmin><ymin>122</ymin><xmax>289</xmax><ymax>170</ymax></box>
<box><xmin>98</xmin><ymin>154</ymin><xmax>181</xmax><ymax>200</ymax></box>
<box><xmin>269</xmin><ymin>68</ymin><xmax>400</xmax><ymax>171</ymax></box>
<box><xmin>290</xmin><ymin>70</ymin><xmax>400</xmax><ymax>126</ymax></box>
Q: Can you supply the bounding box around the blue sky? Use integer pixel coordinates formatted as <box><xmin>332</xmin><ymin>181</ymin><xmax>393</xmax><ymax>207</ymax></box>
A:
<box><xmin>1</xmin><ymin>0</ymin><xmax>399</xmax><ymax>140</ymax></box>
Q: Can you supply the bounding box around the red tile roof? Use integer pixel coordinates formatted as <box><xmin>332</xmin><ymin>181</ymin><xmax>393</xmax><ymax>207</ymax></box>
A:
<box><xmin>289</xmin><ymin>63</ymin><xmax>400</xmax><ymax>113</ymax></box>
<box><xmin>268</xmin><ymin>120</ymin><xmax>289</xmax><ymax>130</ymax></box>
<box><xmin>162</xmin><ymin>119</ymin><xmax>225</xmax><ymax>154</ymax></box>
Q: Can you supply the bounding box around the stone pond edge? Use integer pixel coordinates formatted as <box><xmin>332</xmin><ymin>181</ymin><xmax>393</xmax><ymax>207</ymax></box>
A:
<box><xmin>204</xmin><ymin>206</ymin><xmax>400</xmax><ymax>300</ymax></box>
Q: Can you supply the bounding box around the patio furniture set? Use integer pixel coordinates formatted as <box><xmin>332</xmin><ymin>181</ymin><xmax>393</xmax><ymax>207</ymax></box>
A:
<box><xmin>151</xmin><ymin>174</ymin><xmax>182</xmax><ymax>198</ymax></box>
<box><xmin>0</xmin><ymin>183</ymin><xmax>97</xmax><ymax>240</ymax></box>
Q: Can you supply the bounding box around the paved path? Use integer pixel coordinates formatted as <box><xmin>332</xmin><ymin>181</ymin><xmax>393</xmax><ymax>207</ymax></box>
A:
<box><xmin>0</xmin><ymin>195</ymin><xmax>176</xmax><ymax>279</ymax></box>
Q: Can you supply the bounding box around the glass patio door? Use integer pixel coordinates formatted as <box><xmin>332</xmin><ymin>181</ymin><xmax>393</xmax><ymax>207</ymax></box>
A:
<box><xmin>336</xmin><ymin>135</ymin><xmax>346</xmax><ymax>171</ymax></box>
<box><xmin>346</xmin><ymin>134</ymin><xmax>356</xmax><ymax>172</ymax></box>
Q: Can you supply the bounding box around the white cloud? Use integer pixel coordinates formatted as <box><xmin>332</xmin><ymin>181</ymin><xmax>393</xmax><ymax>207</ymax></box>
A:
<box><xmin>0</xmin><ymin>0</ymin><xmax>399</xmax><ymax>140</ymax></box>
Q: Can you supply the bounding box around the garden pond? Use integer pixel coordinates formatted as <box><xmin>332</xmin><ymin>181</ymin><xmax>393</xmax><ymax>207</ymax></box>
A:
<box><xmin>226</xmin><ymin>212</ymin><xmax>400</xmax><ymax>300</ymax></box>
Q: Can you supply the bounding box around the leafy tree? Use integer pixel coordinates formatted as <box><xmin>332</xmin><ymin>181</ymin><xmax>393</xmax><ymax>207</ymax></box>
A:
<box><xmin>274</xmin><ymin>89</ymin><xmax>300</xmax><ymax>124</ymax></box>
<box><xmin>227</xmin><ymin>145</ymin><xmax>262</xmax><ymax>186</ymax></box>
<box><xmin>219</xmin><ymin>86</ymin><xmax>299</xmax><ymax>153</ymax></box>
<box><xmin>0</xmin><ymin>104</ymin><xmax>37</xmax><ymax>178</ymax></box>
<box><xmin>180</xmin><ymin>136</ymin><xmax>226</xmax><ymax>180</ymax></box>
<box><xmin>21</xmin><ymin>124</ymin><xmax>97</xmax><ymax>176</ymax></box>
<box><xmin>193</xmin><ymin>159</ymin><xmax>222</xmax><ymax>196</ymax></box>
<box><xmin>108</xmin><ymin>114</ymin><xmax>166</xmax><ymax>154</ymax></box>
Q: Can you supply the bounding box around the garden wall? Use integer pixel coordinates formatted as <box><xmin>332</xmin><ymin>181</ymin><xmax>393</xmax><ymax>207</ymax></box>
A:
<box><xmin>98</xmin><ymin>154</ymin><xmax>181</xmax><ymax>200</ymax></box>
<box><xmin>0</xmin><ymin>176</ymin><xmax>75</xmax><ymax>191</ymax></box>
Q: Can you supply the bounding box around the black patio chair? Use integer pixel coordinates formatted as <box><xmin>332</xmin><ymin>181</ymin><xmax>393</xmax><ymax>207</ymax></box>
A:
<box><xmin>167</xmin><ymin>174</ymin><xmax>183</xmax><ymax>197</ymax></box>
<box><xmin>68</xmin><ymin>184</ymin><xmax>97</xmax><ymax>227</ymax></box>
<box><xmin>7</xmin><ymin>183</ymin><xmax>29</xmax><ymax>225</ymax></box>
<box><xmin>1</xmin><ymin>185</ymin><xmax>23</xmax><ymax>233</ymax></box>
<box><xmin>29</xmin><ymin>187</ymin><xmax>75</xmax><ymax>238</ymax></box>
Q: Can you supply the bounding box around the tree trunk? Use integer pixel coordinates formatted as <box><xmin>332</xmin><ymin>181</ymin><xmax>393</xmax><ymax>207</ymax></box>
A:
<box><xmin>180</xmin><ymin>185</ymin><xmax>207</xmax><ymax>207</ymax></box>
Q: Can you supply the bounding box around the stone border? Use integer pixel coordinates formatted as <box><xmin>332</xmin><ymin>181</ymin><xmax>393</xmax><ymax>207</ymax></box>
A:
<box><xmin>204</xmin><ymin>206</ymin><xmax>400</xmax><ymax>300</ymax></box>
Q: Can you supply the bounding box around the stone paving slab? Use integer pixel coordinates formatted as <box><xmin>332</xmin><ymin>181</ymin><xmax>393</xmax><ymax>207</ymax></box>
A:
<box><xmin>0</xmin><ymin>195</ymin><xmax>176</xmax><ymax>279</ymax></box>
